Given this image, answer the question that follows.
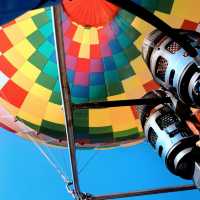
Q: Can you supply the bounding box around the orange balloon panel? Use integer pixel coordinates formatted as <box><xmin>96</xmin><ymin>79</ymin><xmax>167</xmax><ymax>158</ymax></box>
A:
<box><xmin>63</xmin><ymin>0</ymin><xmax>119</xmax><ymax>27</ymax></box>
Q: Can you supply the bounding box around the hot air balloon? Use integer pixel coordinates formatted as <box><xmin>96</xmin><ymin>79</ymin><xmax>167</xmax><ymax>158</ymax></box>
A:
<box><xmin>0</xmin><ymin>0</ymin><xmax>200</xmax><ymax>147</ymax></box>
<box><xmin>1</xmin><ymin>0</ymin><xmax>200</xmax><ymax>199</ymax></box>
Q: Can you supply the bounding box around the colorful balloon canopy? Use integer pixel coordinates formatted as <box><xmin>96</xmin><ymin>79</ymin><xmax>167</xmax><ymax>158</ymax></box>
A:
<box><xmin>0</xmin><ymin>0</ymin><xmax>200</xmax><ymax>148</ymax></box>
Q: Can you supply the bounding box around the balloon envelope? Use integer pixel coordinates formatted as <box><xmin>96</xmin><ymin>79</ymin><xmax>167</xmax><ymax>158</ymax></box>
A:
<box><xmin>0</xmin><ymin>0</ymin><xmax>200</xmax><ymax>148</ymax></box>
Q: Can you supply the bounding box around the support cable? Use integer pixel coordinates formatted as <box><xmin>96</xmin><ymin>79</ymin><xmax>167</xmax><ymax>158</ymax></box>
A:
<box><xmin>25</xmin><ymin>133</ymin><xmax>70</xmax><ymax>184</ymax></box>
<box><xmin>90</xmin><ymin>184</ymin><xmax>196</xmax><ymax>200</ymax></box>
<box><xmin>78</xmin><ymin>151</ymin><xmax>99</xmax><ymax>175</ymax></box>
<box><xmin>1</xmin><ymin>85</ymin><xmax>73</xmax><ymax>193</ymax></box>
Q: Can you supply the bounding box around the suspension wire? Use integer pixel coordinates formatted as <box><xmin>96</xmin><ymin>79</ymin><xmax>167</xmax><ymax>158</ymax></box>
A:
<box><xmin>58</xmin><ymin>147</ymin><xmax>69</xmax><ymax>177</ymax></box>
<box><xmin>91</xmin><ymin>184</ymin><xmax>196</xmax><ymax>200</ymax></box>
<box><xmin>25</xmin><ymin>133</ymin><xmax>68</xmax><ymax>183</ymax></box>
<box><xmin>43</xmin><ymin>143</ymin><xmax>67</xmax><ymax>177</ymax></box>
<box><xmin>25</xmin><ymin>133</ymin><xmax>80</xmax><ymax>197</ymax></box>
<box><xmin>0</xmin><ymin>81</ymin><xmax>75</xmax><ymax>196</ymax></box>
<box><xmin>78</xmin><ymin>150</ymin><xmax>99</xmax><ymax>175</ymax></box>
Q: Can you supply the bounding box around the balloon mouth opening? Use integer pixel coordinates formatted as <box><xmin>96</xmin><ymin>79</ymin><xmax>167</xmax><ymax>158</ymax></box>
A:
<box><xmin>62</xmin><ymin>0</ymin><xmax>120</xmax><ymax>27</ymax></box>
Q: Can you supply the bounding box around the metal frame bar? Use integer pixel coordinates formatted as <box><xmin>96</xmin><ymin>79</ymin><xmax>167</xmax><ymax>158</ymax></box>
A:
<box><xmin>53</xmin><ymin>3</ymin><xmax>198</xmax><ymax>200</ymax></box>
<box><xmin>53</xmin><ymin>5</ymin><xmax>81</xmax><ymax>199</ymax></box>
<box><xmin>73</xmin><ymin>97</ymin><xmax>171</xmax><ymax>109</ymax></box>
<box><xmin>90</xmin><ymin>184</ymin><xmax>196</xmax><ymax>200</ymax></box>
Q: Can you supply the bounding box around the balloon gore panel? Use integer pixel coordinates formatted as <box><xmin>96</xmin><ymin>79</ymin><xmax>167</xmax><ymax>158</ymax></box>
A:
<box><xmin>1</xmin><ymin>0</ymin><xmax>199</xmax><ymax>148</ymax></box>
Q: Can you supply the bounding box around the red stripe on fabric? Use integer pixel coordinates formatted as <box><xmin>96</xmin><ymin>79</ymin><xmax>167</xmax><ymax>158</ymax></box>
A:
<box><xmin>64</xmin><ymin>23</ymin><xmax>77</xmax><ymax>38</ymax></box>
<box><xmin>68</xmin><ymin>41</ymin><xmax>80</xmax><ymax>56</ymax></box>
<box><xmin>0</xmin><ymin>56</ymin><xmax>17</xmax><ymax>77</ymax></box>
<box><xmin>77</xmin><ymin>139</ymin><xmax>91</xmax><ymax>146</ymax></box>
<box><xmin>98</xmin><ymin>29</ymin><xmax>109</xmax><ymax>43</ymax></box>
<box><xmin>76</xmin><ymin>58</ymin><xmax>90</xmax><ymax>72</ymax></box>
<box><xmin>131</xmin><ymin>106</ymin><xmax>139</xmax><ymax>119</ymax></box>
<box><xmin>143</xmin><ymin>80</ymin><xmax>159</xmax><ymax>92</ymax></box>
<box><xmin>2</xmin><ymin>20</ymin><xmax>16</xmax><ymax>28</ymax></box>
<box><xmin>0</xmin><ymin>30</ymin><xmax>12</xmax><ymax>52</ymax></box>
<box><xmin>0</xmin><ymin>122</ymin><xmax>16</xmax><ymax>133</ymax></box>
<box><xmin>90</xmin><ymin>44</ymin><xmax>101</xmax><ymax>58</ymax></box>
<box><xmin>62</xmin><ymin>0</ymin><xmax>119</xmax><ymax>27</ymax></box>
<box><xmin>181</xmin><ymin>20</ymin><xmax>198</xmax><ymax>30</ymax></box>
<box><xmin>0</xmin><ymin>80</ymin><xmax>27</xmax><ymax>107</ymax></box>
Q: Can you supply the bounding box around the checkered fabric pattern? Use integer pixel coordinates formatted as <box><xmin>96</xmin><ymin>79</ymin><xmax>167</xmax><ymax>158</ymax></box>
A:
<box><xmin>0</xmin><ymin>8</ymin><xmax>66</xmax><ymax>143</ymax></box>
<box><xmin>62</xmin><ymin>1</ymin><xmax>175</xmax><ymax>146</ymax></box>
<box><xmin>1</xmin><ymin>0</ymin><xmax>199</xmax><ymax>148</ymax></box>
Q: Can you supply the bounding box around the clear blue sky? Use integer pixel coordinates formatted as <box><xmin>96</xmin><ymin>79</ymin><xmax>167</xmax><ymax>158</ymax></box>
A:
<box><xmin>0</xmin><ymin>128</ymin><xmax>199</xmax><ymax>200</ymax></box>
